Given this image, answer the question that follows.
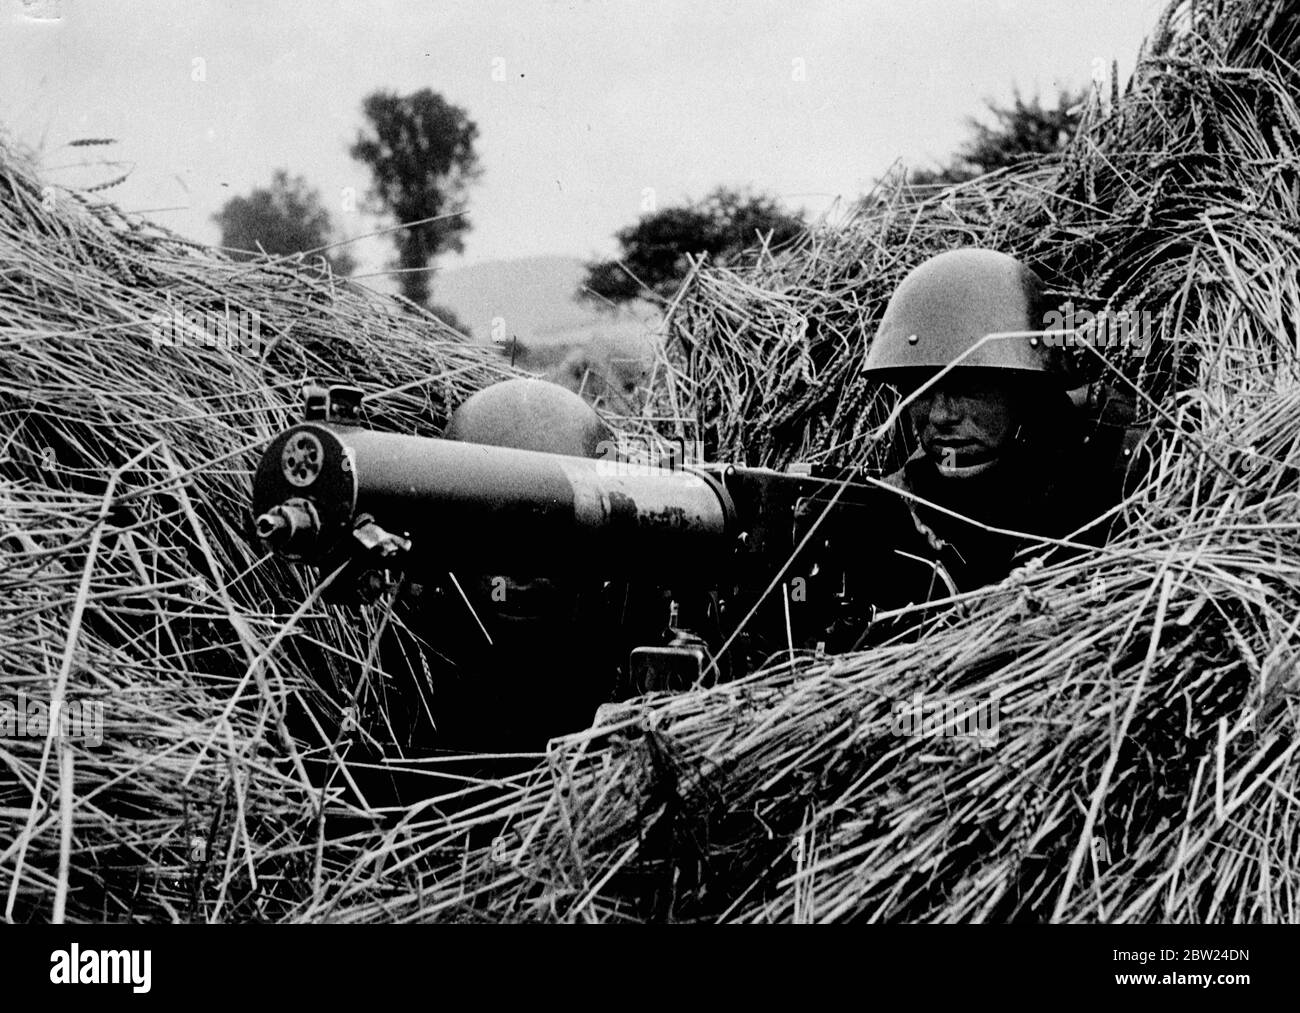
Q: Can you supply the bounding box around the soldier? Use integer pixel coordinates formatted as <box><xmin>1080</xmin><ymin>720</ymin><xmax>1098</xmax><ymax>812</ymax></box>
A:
<box><xmin>428</xmin><ymin>377</ymin><xmax>624</xmax><ymax>753</ymax></box>
<box><xmin>857</xmin><ymin>247</ymin><xmax>1141</xmax><ymax>614</ymax></box>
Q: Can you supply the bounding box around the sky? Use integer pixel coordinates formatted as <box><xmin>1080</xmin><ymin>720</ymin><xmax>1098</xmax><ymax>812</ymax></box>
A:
<box><xmin>0</xmin><ymin>0</ymin><xmax>1167</xmax><ymax>279</ymax></box>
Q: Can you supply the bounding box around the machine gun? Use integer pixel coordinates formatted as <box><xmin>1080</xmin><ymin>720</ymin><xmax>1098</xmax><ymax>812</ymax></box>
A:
<box><xmin>251</xmin><ymin>384</ymin><xmax>926</xmax><ymax>689</ymax></box>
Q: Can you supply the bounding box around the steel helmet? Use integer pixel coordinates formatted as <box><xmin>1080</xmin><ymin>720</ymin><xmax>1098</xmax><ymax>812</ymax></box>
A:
<box><xmin>443</xmin><ymin>377</ymin><xmax>611</xmax><ymax>459</ymax></box>
<box><xmin>863</xmin><ymin>248</ymin><xmax>1071</xmax><ymax>385</ymax></box>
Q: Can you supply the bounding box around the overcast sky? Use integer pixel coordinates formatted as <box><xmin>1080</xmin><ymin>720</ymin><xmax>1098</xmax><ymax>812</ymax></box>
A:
<box><xmin>2</xmin><ymin>0</ymin><xmax>1165</xmax><ymax>277</ymax></box>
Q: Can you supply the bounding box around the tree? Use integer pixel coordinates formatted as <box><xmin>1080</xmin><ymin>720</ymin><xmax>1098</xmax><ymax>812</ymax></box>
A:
<box><xmin>427</xmin><ymin>303</ymin><xmax>469</xmax><ymax>336</ymax></box>
<box><xmin>212</xmin><ymin>170</ymin><xmax>356</xmax><ymax>276</ymax></box>
<box><xmin>909</xmin><ymin>87</ymin><xmax>1087</xmax><ymax>186</ymax></box>
<box><xmin>350</xmin><ymin>89</ymin><xmax>481</xmax><ymax>308</ymax></box>
<box><xmin>580</xmin><ymin>187</ymin><xmax>805</xmax><ymax>305</ymax></box>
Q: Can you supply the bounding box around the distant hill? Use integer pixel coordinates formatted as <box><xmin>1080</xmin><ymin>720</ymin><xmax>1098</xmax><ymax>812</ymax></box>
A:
<box><xmin>432</xmin><ymin>254</ymin><xmax>663</xmax><ymax>415</ymax></box>
<box><xmin>433</xmin><ymin>254</ymin><xmax>657</xmax><ymax>348</ymax></box>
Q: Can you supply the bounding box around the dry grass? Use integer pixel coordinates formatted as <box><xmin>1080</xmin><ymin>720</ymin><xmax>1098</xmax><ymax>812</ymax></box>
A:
<box><xmin>0</xmin><ymin>148</ymin><xmax>519</xmax><ymax>921</ymax></box>
<box><xmin>5</xmin><ymin>0</ymin><xmax>1300</xmax><ymax>923</ymax></box>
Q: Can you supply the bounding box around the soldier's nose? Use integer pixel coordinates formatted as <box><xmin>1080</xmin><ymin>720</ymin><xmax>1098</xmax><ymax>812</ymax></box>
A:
<box><xmin>929</xmin><ymin>390</ymin><xmax>962</xmax><ymax>425</ymax></box>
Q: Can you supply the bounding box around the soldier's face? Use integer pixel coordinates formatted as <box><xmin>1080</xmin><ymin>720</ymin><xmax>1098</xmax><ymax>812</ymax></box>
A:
<box><xmin>907</xmin><ymin>375</ymin><xmax>1019</xmax><ymax>477</ymax></box>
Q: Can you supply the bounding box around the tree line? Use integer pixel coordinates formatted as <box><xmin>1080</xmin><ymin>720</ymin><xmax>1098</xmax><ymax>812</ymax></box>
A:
<box><xmin>214</xmin><ymin>84</ymin><xmax>1088</xmax><ymax>333</ymax></box>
